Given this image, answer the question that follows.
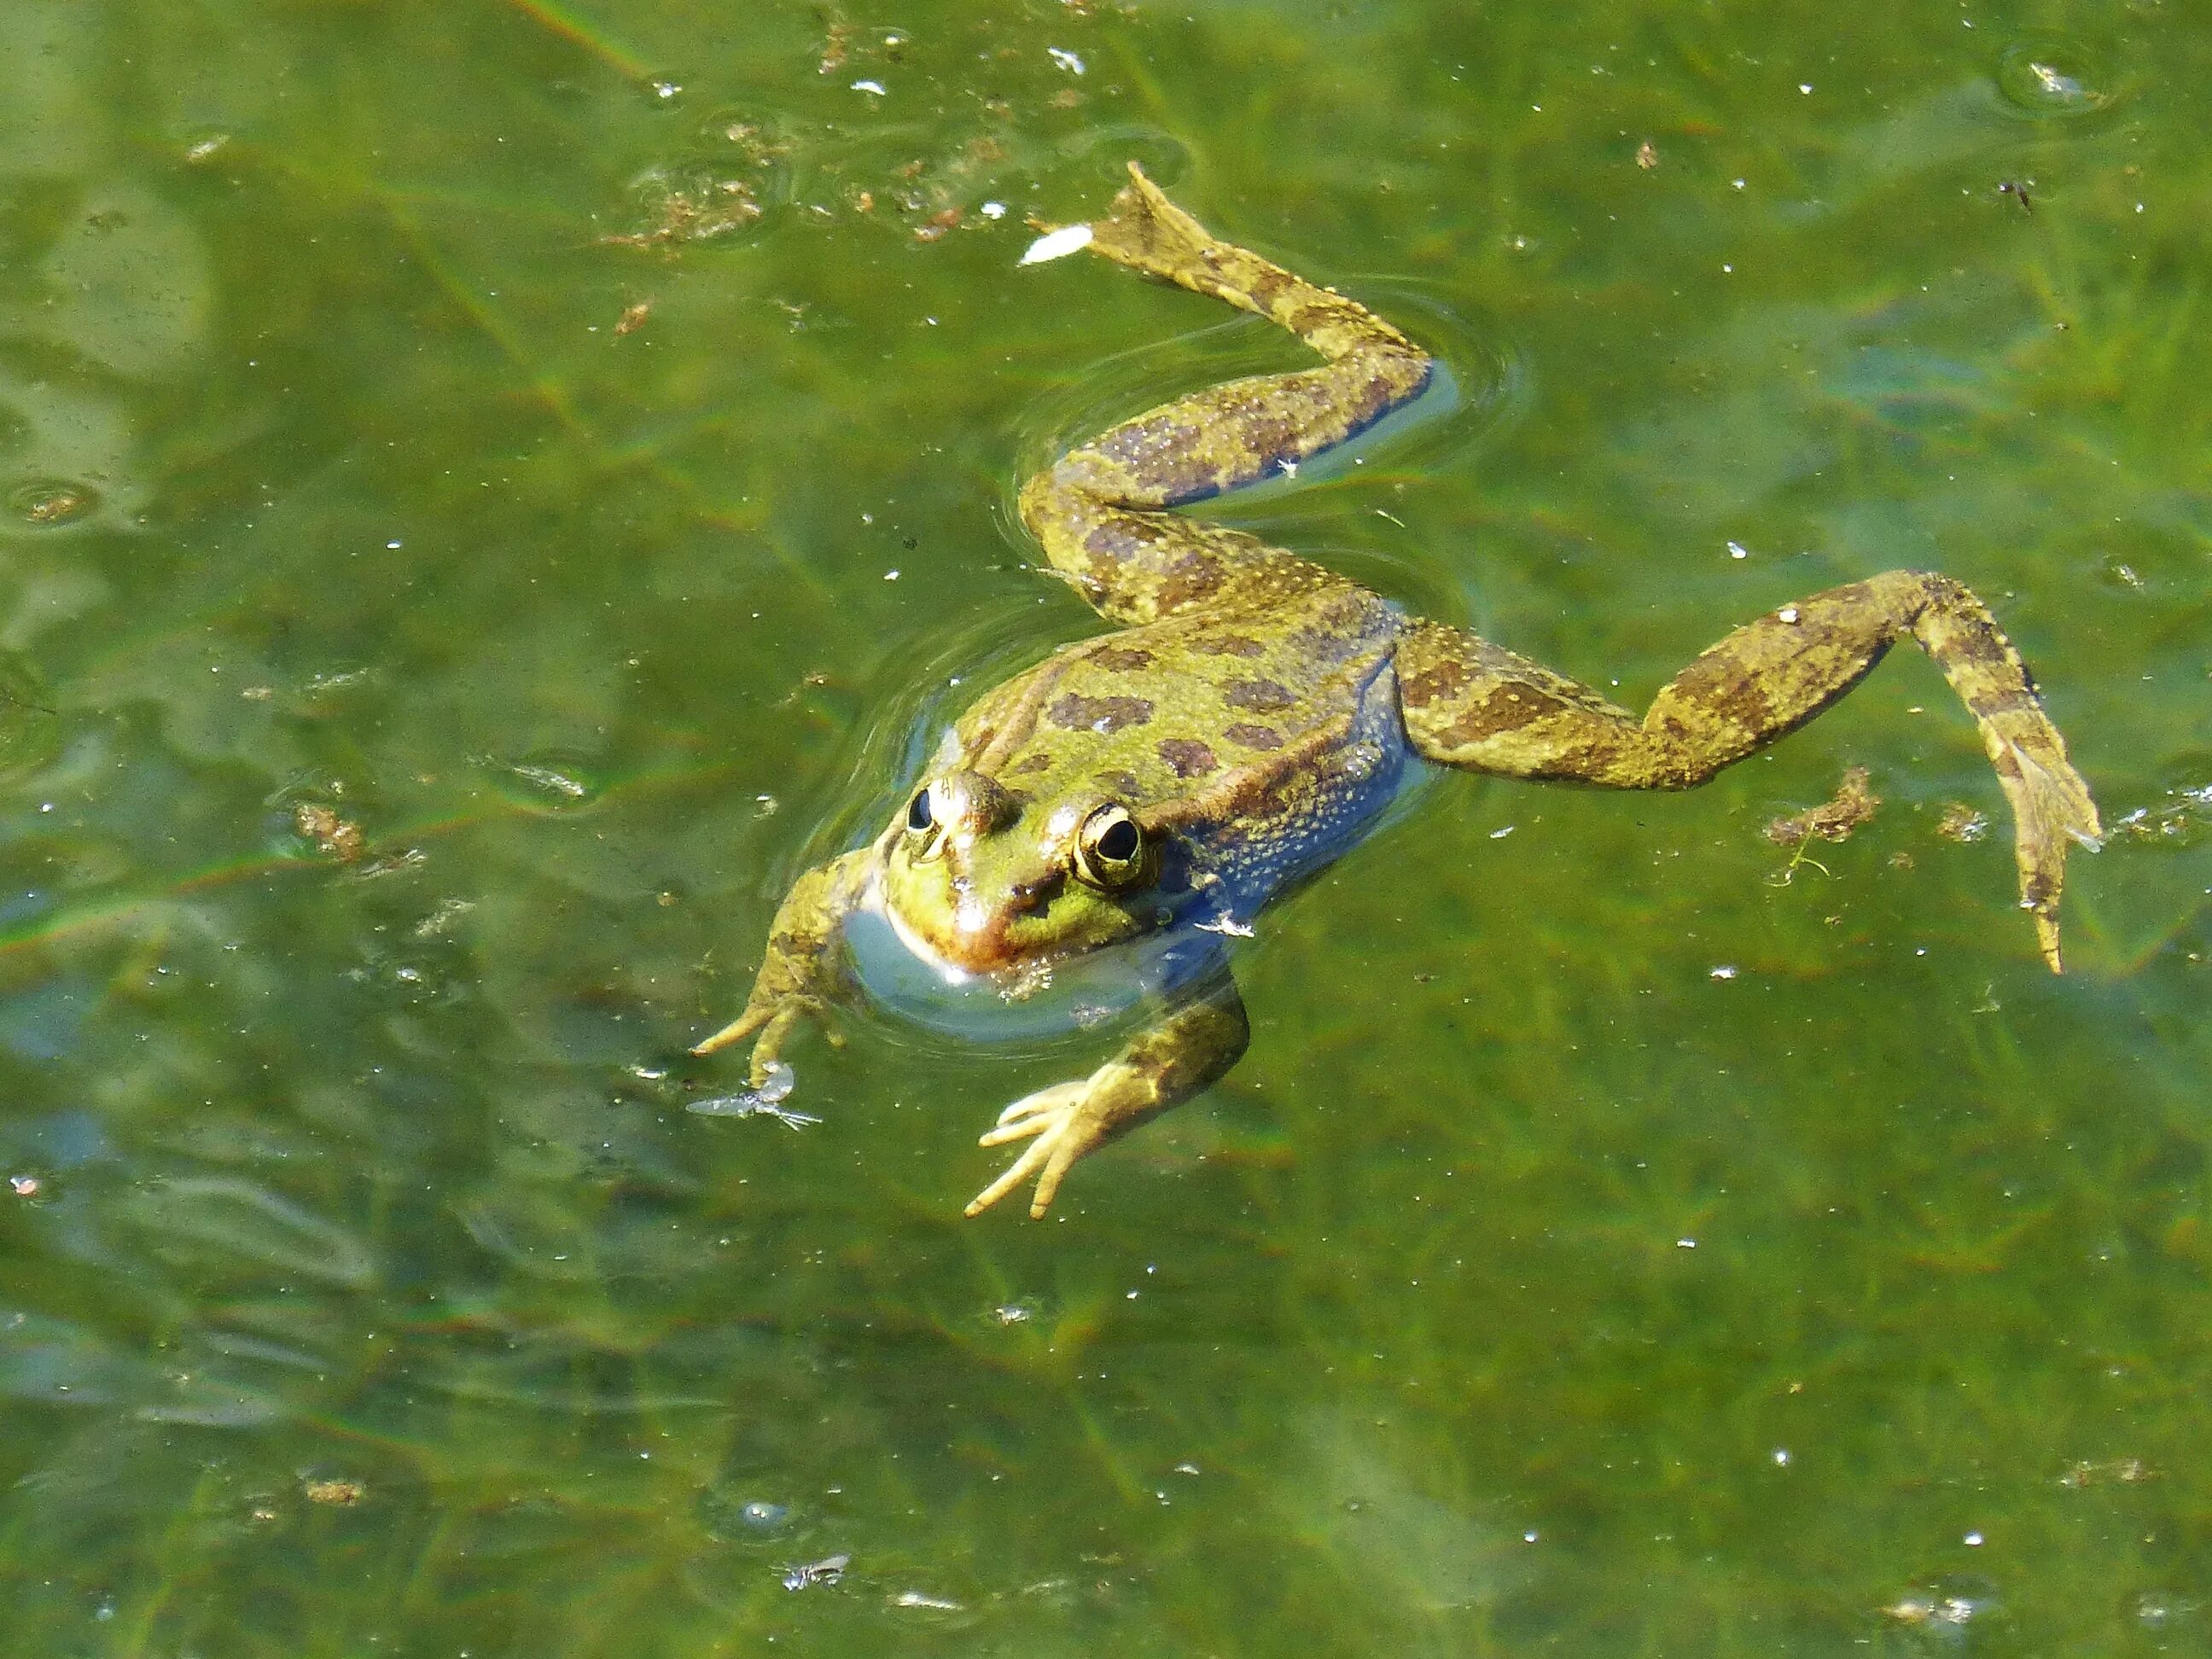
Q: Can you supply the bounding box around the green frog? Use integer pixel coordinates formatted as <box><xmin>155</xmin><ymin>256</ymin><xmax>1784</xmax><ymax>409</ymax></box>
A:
<box><xmin>696</xmin><ymin>164</ymin><xmax>2100</xmax><ymax>1219</ymax></box>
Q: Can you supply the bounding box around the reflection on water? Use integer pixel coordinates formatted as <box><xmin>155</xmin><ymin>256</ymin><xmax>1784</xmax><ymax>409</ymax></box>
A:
<box><xmin>0</xmin><ymin>0</ymin><xmax>2208</xmax><ymax>1653</ymax></box>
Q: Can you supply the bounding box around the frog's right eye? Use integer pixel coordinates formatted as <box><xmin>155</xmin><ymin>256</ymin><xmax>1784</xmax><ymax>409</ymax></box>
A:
<box><xmin>906</xmin><ymin>786</ymin><xmax>936</xmax><ymax>833</ymax></box>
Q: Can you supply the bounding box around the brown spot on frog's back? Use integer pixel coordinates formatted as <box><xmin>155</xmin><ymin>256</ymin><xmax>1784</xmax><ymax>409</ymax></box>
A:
<box><xmin>1191</xmin><ymin>633</ymin><xmax>1267</xmax><ymax>659</ymax></box>
<box><xmin>1223</xmin><ymin>678</ymin><xmax>1296</xmax><ymax>713</ymax></box>
<box><xmin>1007</xmin><ymin>750</ymin><xmax>1056</xmax><ymax>776</ymax></box>
<box><xmin>1156</xmin><ymin>738</ymin><xmax>1218</xmax><ymax>777</ymax></box>
<box><xmin>1047</xmin><ymin>691</ymin><xmax>1155</xmax><ymax>733</ymax></box>
<box><xmin>1094</xmin><ymin>769</ymin><xmax>1143</xmax><ymax>797</ymax></box>
<box><xmin>1224</xmin><ymin>723</ymin><xmax>1284</xmax><ymax>751</ymax></box>
<box><xmin>1089</xmin><ymin>646</ymin><xmax>1154</xmax><ymax>672</ymax></box>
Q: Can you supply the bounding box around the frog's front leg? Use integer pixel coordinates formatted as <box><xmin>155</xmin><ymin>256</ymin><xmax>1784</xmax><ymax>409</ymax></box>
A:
<box><xmin>1398</xmin><ymin>571</ymin><xmax>2100</xmax><ymax>969</ymax></box>
<box><xmin>693</xmin><ymin>847</ymin><xmax>877</xmax><ymax>1086</ymax></box>
<box><xmin>964</xmin><ymin>966</ymin><xmax>1249</xmax><ymax>1220</ymax></box>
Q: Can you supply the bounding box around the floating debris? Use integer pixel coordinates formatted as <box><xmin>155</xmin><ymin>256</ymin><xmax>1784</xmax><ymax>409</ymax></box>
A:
<box><xmin>1766</xmin><ymin>766</ymin><xmax>1880</xmax><ymax>847</ymax></box>
<box><xmin>913</xmin><ymin>207</ymin><xmax>963</xmax><ymax>242</ymax></box>
<box><xmin>614</xmin><ymin>300</ymin><xmax>651</xmax><ymax>335</ymax></box>
<box><xmin>1020</xmin><ymin>223</ymin><xmax>1093</xmax><ymax>265</ymax></box>
<box><xmin>783</xmin><ymin>1553</ymin><xmax>850</xmax><ymax>1591</ymax></box>
<box><xmin>2059</xmin><ymin>1456</ymin><xmax>2154</xmax><ymax>1487</ymax></box>
<box><xmin>1936</xmin><ymin>802</ymin><xmax>1990</xmax><ymax>843</ymax></box>
<box><xmin>600</xmin><ymin>172</ymin><xmax>762</xmax><ymax>250</ymax></box>
<box><xmin>303</xmin><ymin>1477</ymin><xmax>364</xmax><ymax>1506</ymax></box>
<box><xmin>1883</xmin><ymin>1594</ymin><xmax>1982</xmax><ymax>1628</ymax></box>
<box><xmin>892</xmin><ymin>1590</ymin><xmax>963</xmax><ymax>1611</ymax></box>
<box><xmin>687</xmin><ymin>1062</ymin><xmax>817</xmax><ymax>1126</ymax></box>
<box><xmin>294</xmin><ymin>802</ymin><xmax>364</xmax><ymax>864</ymax></box>
<box><xmin>1635</xmin><ymin>140</ymin><xmax>1658</xmax><ymax>170</ymax></box>
<box><xmin>9</xmin><ymin>480</ymin><xmax>98</xmax><ymax>527</ymax></box>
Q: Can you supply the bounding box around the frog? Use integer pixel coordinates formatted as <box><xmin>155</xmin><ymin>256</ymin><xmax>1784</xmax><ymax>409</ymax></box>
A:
<box><xmin>695</xmin><ymin>162</ymin><xmax>2101</xmax><ymax>1220</ymax></box>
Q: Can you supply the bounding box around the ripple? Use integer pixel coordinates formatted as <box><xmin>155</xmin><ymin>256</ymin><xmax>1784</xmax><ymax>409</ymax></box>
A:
<box><xmin>7</xmin><ymin>478</ymin><xmax>101</xmax><ymax>527</ymax></box>
<box><xmin>1994</xmin><ymin>38</ymin><xmax>2119</xmax><ymax>120</ymax></box>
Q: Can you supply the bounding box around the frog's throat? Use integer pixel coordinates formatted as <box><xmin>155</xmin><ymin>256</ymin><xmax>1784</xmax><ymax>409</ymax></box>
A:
<box><xmin>878</xmin><ymin>889</ymin><xmax>982</xmax><ymax>987</ymax></box>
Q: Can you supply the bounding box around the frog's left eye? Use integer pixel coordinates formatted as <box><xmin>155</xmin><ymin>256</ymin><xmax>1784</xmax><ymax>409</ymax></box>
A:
<box><xmin>1074</xmin><ymin>804</ymin><xmax>1147</xmax><ymax>890</ymax></box>
<box><xmin>904</xmin><ymin>785</ymin><xmax>947</xmax><ymax>860</ymax></box>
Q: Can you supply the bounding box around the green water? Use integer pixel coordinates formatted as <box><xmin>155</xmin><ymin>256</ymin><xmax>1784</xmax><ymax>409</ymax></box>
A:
<box><xmin>2</xmin><ymin>0</ymin><xmax>2207</xmax><ymax>1652</ymax></box>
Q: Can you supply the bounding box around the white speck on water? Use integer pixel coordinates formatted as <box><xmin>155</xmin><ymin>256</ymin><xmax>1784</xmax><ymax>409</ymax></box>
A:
<box><xmin>980</xmin><ymin>201</ymin><xmax>1006</xmax><ymax>219</ymax></box>
<box><xmin>1799</xmin><ymin>82</ymin><xmax>1813</xmax><ymax>94</ymax></box>
<box><xmin>1778</xmin><ymin>606</ymin><xmax>1800</xmax><ymax>623</ymax></box>
<box><xmin>1710</xmin><ymin>964</ymin><xmax>1738</xmax><ymax>980</ymax></box>
<box><xmin>894</xmin><ymin>1590</ymin><xmax>963</xmax><ymax>1611</ymax></box>
<box><xmin>1773</xmin><ymin>1447</ymin><xmax>1792</xmax><ymax>1466</ymax></box>
<box><xmin>851</xmin><ymin>79</ymin><xmax>887</xmax><ymax>96</ymax></box>
<box><xmin>1727</xmin><ymin>540</ymin><xmax>1749</xmax><ymax>559</ymax></box>
<box><xmin>1046</xmin><ymin>46</ymin><xmax>1086</xmax><ymax>74</ymax></box>
<box><xmin>1522</xmin><ymin>1530</ymin><xmax>1539</xmax><ymax>1544</ymax></box>
<box><xmin>1965</xmin><ymin>1530</ymin><xmax>1984</xmax><ymax>1547</ymax></box>
<box><xmin>884</xmin><ymin>568</ymin><xmax>900</xmax><ymax>580</ymax></box>
<box><xmin>1677</xmin><ymin>1237</ymin><xmax>1698</xmax><ymax>1249</ymax></box>
<box><xmin>1021</xmin><ymin>223</ymin><xmax>1093</xmax><ymax>265</ymax></box>
<box><xmin>386</xmin><ymin>539</ymin><xmax>403</xmax><ymax>549</ymax></box>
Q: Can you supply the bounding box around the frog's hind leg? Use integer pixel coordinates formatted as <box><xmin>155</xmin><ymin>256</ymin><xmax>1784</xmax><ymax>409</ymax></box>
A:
<box><xmin>1019</xmin><ymin>163</ymin><xmax>1433</xmax><ymax>626</ymax></box>
<box><xmin>1399</xmin><ymin>572</ymin><xmax>2101</xmax><ymax>970</ymax></box>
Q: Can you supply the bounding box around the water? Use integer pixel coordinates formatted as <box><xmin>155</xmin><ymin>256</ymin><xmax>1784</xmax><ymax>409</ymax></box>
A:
<box><xmin>2</xmin><ymin>0</ymin><xmax>2207</xmax><ymax>1652</ymax></box>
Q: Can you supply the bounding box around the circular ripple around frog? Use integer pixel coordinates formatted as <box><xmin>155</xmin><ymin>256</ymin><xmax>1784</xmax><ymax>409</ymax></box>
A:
<box><xmin>7</xmin><ymin>478</ymin><xmax>102</xmax><ymax>529</ymax></box>
<box><xmin>1993</xmin><ymin>38</ymin><xmax>2122</xmax><ymax>122</ymax></box>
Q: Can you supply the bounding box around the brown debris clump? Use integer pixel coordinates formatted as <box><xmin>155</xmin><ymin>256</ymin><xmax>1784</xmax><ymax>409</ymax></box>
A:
<box><xmin>1766</xmin><ymin>766</ymin><xmax>1880</xmax><ymax>847</ymax></box>
<box><xmin>598</xmin><ymin>178</ymin><xmax>762</xmax><ymax>251</ymax></box>
<box><xmin>294</xmin><ymin>803</ymin><xmax>364</xmax><ymax>864</ymax></box>
<box><xmin>1936</xmin><ymin>802</ymin><xmax>1990</xmax><ymax>842</ymax></box>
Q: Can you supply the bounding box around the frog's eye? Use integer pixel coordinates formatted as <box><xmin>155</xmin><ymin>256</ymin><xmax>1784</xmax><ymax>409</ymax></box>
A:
<box><xmin>904</xmin><ymin>785</ymin><xmax>948</xmax><ymax>861</ymax></box>
<box><xmin>1074</xmin><ymin>804</ymin><xmax>1147</xmax><ymax>890</ymax></box>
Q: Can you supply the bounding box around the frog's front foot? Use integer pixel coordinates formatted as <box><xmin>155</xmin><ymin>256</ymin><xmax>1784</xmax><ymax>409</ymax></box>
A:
<box><xmin>964</xmin><ymin>1074</ymin><xmax>1121</xmax><ymax>1220</ymax></box>
<box><xmin>690</xmin><ymin>994</ymin><xmax>838</xmax><ymax>1087</ymax></box>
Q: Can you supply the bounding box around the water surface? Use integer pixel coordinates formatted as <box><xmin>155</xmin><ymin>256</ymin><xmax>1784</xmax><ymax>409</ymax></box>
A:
<box><xmin>2</xmin><ymin>0</ymin><xmax>2207</xmax><ymax>1652</ymax></box>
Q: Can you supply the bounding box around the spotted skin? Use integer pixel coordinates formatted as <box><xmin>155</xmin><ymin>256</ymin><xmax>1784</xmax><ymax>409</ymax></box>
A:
<box><xmin>697</xmin><ymin>163</ymin><xmax>2101</xmax><ymax>1219</ymax></box>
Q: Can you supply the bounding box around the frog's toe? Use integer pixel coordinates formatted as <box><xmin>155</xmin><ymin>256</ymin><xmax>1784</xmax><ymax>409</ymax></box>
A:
<box><xmin>691</xmin><ymin>1004</ymin><xmax>771</xmax><ymax>1058</ymax></box>
<box><xmin>1086</xmin><ymin>161</ymin><xmax>1214</xmax><ymax>281</ymax></box>
<box><xmin>966</xmin><ymin>1081</ymin><xmax>1098</xmax><ymax>1219</ymax></box>
<box><xmin>982</xmin><ymin>1080</ymin><xmax>1086</xmax><ymax>1143</ymax></box>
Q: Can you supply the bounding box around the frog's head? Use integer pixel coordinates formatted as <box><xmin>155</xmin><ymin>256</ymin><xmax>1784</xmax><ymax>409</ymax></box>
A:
<box><xmin>879</xmin><ymin>768</ymin><xmax>1175</xmax><ymax>977</ymax></box>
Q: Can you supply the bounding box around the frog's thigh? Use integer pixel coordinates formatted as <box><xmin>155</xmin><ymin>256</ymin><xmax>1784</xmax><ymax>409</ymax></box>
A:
<box><xmin>1018</xmin><ymin>486</ymin><xmax>1342</xmax><ymax>626</ymax></box>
